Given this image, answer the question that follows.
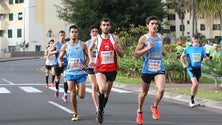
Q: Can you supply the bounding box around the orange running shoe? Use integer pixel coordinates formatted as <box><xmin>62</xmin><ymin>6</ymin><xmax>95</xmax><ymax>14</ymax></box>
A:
<box><xmin>45</xmin><ymin>83</ymin><xmax>49</xmax><ymax>88</ymax></box>
<box><xmin>150</xmin><ymin>104</ymin><xmax>160</xmax><ymax>120</ymax></box>
<box><xmin>51</xmin><ymin>82</ymin><xmax>55</xmax><ymax>87</ymax></box>
<box><xmin>136</xmin><ymin>112</ymin><xmax>144</xmax><ymax>125</ymax></box>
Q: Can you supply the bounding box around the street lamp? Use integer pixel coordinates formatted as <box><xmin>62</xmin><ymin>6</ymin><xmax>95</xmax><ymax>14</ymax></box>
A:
<box><xmin>23</xmin><ymin>6</ymin><xmax>35</xmax><ymax>49</ymax></box>
<box><xmin>46</xmin><ymin>29</ymin><xmax>54</xmax><ymax>38</ymax></box>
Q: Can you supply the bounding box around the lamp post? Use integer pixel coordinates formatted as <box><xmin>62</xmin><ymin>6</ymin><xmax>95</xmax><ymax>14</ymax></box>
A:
<box><xmin>23</xmin><ymin>5</ymin><xmax>35</xmax><ymax>51</ymax></box>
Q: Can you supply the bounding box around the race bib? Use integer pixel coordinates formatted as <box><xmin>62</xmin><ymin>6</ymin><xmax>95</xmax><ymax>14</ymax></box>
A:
<box><xmin>148</xmin><ymin>59</ymin><xmax>161</xmax><ymax>71</ymax></box>
<box><xmin>68</xmin><ymin>58</ymin><xmax>81</xmax><ymax>70</ymax></box>
<box><xmin>101</xmin><ymin>51</ymin><xmax>114</xmax><ymax>64</ymax></box>
<box><xmin>192</xmin><ymin>53</ymin><xmax>201</xmax><ymax>62</ymax></box>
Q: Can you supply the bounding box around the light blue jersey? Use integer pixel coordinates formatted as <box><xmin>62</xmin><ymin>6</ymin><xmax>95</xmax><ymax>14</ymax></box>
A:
<box><xmin>66</xmin><ymin>40</ymin><xmax>86</xmax><ymax>75</ymax></box>
<box><xmin>184</xmin><ymin>45</ymin><xmax>206</xmax><ymax>70</ymax></box>
<box><xmin>87</xmin><ymin>40</ymin><xmax>97</xmax><ymax>69</ymax></box>
<box><xmin>54</xmin><ymin>41</ymin><xmax>67</xmax><ymax>66</ymax></box>
<box><xmin>142</xmin><ymin>34</ymin><xmax>165</xmax><ymax>74</ymax></box>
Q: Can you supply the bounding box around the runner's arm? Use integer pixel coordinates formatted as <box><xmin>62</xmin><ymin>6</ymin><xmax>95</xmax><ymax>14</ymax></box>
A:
<box><xmin>113</xmin><ymin>35</ymin><xmax>124</xmax><ymax>58</ymax></box>
<box><xmin>58</xmin><ymin>44</ymin><xmax>67</xmax><ymax>67</ymax></box>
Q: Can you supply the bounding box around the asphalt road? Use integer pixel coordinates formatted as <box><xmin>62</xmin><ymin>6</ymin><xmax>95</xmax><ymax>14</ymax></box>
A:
<box><xmin>0</xmin><ymin>58</ymin><xmax>221</xmax><ymax>125</ymax></box>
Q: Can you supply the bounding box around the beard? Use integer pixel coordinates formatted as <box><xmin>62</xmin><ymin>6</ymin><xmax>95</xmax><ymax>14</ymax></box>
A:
<box><xmin>72</xmin><ymin>38</ymin><xmax>76</xmax><ymax>41</ymax></box>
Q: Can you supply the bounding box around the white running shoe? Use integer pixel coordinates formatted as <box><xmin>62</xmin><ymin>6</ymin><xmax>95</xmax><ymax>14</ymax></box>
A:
<box><xmin>189</xmin><ymin>101</ymin><xmax>196</xmax><ymax>108</ymax></box>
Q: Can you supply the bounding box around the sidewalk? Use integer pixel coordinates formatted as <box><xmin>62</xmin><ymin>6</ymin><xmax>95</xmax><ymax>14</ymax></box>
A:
<box><xmin>1</xmin><ymin>57</ymin><xmax>222</xmax><ymax>112</ymax></box>
<box><xmin>113</xmin><ymin>82</ymin><xmax>222</xmax><ymax>112</ymax></box>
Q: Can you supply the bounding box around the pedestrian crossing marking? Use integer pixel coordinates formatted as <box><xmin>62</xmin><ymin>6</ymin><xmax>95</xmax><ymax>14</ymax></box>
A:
<box><xmin>48</xmin><ymin>87</ymin><xmax>64</xmax><ymax>93</ymax></box>
<box><xmin>0</xmin><ymin>87</ymin><xmax>11</xmax><ymax>94</ymax></box>
<box><xmin>0</xmin><ymin>85</ymin><xmax>131</xmax><ymax>94</ymax></box>
<box><xmin>19</xmin><ymin>86</ymin><xmax>42</xmax><ymax>93</ymax></box>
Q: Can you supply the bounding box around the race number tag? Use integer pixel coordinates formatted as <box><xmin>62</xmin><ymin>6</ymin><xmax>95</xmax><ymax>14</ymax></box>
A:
<box><xmin>68</xmin><ymin>58</ymin><xmax>81</xmax><ymax>70</ymax></box>
<box><xmin>192</xmin><ymin>53</ymin><xmax>201</xmax><ymax>62</ymax></box>
<box><xmin>101</xmin><ymin>51</ymin><xmax>114</xmax><ymax>64</ymax></box>
<box><xmin>148</xmin><ymin>59</ymin><xmax>161</xmax><ymax>71</ymax></box>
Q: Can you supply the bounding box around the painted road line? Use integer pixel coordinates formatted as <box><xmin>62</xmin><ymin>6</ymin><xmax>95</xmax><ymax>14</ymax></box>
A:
<box><xmin>111</xmin><ymin>88</ymin><xmax>131</xmax><ymax>93</ymax></box>
<box><xmin>0</xmin><ymin>87</ymin><xmax>11</xmax><ymax>94</ymax></box>
<box><xmin>19</xmin><ymin>86</ymin><xmax>42</xmax><ymax>93</ymax></box>
<box><xmin>49</xmin><ymin>87</ymin><xmax>64</xmax><ymax>93</ymax></box>
<box><xmin>48</xmin><ymin>101</ymin><xmax>74</xmax><ymax>114</ymax></box>
<box><xmin>1</xmin><ymin>78</ymin><xmax>15</xmax><ymax>85</ymax></box>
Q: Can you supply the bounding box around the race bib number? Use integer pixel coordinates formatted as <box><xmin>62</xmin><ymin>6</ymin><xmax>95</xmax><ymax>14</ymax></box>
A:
<box><xmin>148</xmin><ymin>59</ymin><xmax>161</xmax><ymax>71</ymax></box>
<box><xmin>68</xmin><ymin>58</ymin><xmax>81</xmax><ymax>70</ymax></box>
<box><xmin>192</xmin><ymin>53</ymin><xmax>201</xmax><ymax>62</ymax></box>
<box><xmin>101</xmin><ymin>51</ymin><xmax>114</xmax><ymax>64</ymax></box>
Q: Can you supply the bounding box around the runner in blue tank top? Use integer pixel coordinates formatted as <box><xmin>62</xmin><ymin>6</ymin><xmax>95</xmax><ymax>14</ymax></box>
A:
<box><xmin>49</xmin><ymin>30</ymin><xmax>69</xmax><ymax>102</ymax></box>
<box><xmin>58</xmin><ymin>25</ymin><xmax>88</xmax><ymax>121</ymax></box>
<box><xmin>134</xmin><ymin>16</ymin><xmax>167</xmax><ymax>124</ymax></box>
<box><xmin>180</xmin><ymin>34</ymin><xmax>209</xmax><ymax>108</ymax></box>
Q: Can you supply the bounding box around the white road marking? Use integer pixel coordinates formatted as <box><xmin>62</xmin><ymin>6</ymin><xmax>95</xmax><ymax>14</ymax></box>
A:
<box><xmin>19</xmin><ymin>86</ymin><xmax>42</xmax><ymax>93</ymax></box>
<box><xmin>86</xmin><ymin>87</ymin><xmax>92</xmax><ymax>93</ymax></box>
<box><xmin>1</xmin><ymin>79</ymin><xmax>15</xmax><ymax>85</ymax></box>
<box><xmin>48</xmin><ymin>101</ymin><xmax>74</xmax><ymax>114</ymax></box>
<box><xmin>0</xmin><ymin>87</ymin><xmax>11</xmax><ymax>94</ymax></box>
<box><xmin>49</xmin><ymin>87</ymin><xmax>64</xmax><ymax>93</ymax></box>
<box><xmin>111</xmin><ymin>88</ymin><xmax>131</xmax><ymax>93</ymax></box>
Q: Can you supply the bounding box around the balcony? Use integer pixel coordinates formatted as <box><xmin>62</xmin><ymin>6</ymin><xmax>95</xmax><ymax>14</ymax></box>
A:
<box><xmin>0</xmin><ymin>5</ymin><xmax>7</xmax><ymax>15</ymax></box>
<box><xmin>0</xmin><ymin>20</ymin><xmax>6</xmax><ymax>30</ymax></box>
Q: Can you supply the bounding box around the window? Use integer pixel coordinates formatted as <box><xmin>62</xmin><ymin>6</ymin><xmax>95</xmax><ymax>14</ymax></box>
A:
<box><xmin>200</xmin><ymin>24</ymin><xmax>205</xmax><ymax>31</ymax></box>
<box><xmin>9</xmin><ymin>0</ymin><xmax>13</xmax><ymax>4</ymax></box>
<box><xmin>15</xmin><ymin>0</ymin><xmax>24</xmax><ymax>4</ymax></box>
<box><xmin>8</xmin><ymin>29</ymin><xmax>12</xmax><ymax>38</ymax></box>
<box><xmin>180</xmin><ymin>25</ymin><xmax>185</xmax><ymax>31</ymax></box>
<box><xmin>9</xmin><ymin>13</ymin><xmax>13</xmax><ymax>21</ymax></box>
<box><xmin>17</xmin><ymin>29</ymin><xmax>22</xmax><ymax>37</ymax></box>
<box><xmin>213</xmin><ymin>24</ymin><xmax>221</xmax><ymax>30</ymax></box>
<box><xmin>215</xmin><ymin>13</ymin><xmax>220</xmax><ymax>19</ymax></box>
<box><xmin>167</xmin><ymin>3</ymin><xmax>174</xmax><ymax>9</ymax></box>
<box><xmin>18</xmin><ymin>12</ymin><xmax>23</xmax><ymax>20</ymax></box>
<box><xmin>168</xmin><ymin>14</ymin><xmax>175</xmax><ymax>20</ymax></box>
<box><xmin>187</xmin><ymin>32</ymin><xmax>190</xmax><ymax>35</ymax></box>
<box><xmin>170</xmin><ymin>26</ymin><xmax>176</xmax><ymax>31</ymax></box>
<box><xmin>187</xmin><ymin>20</ymin><xmax>190</xmax><ymax>25</ymax></box>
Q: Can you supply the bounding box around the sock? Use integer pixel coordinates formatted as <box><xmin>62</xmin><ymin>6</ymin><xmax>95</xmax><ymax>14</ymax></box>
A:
<box><xmin>64</xmin><ymin>82</ymin><xmax>68</xmax><ymax>94</ymax></box>
<box><xmin>46</xmin><ymin>76</ymin><xmax>49</xmax><ymax>83</ymax></box>
<box><xmin>55</xmin><ymin>81</ymin><xmax>59</xmax><ymax>90</ymax></box>
<box><xmin>98</xmin><ymin>92</ymin><xmax>104</xmax><ymax>111</ymax></box>
<box><xmin>103</xmin><ymin>97</ymin><xmax>108</xmax><ymax>109</ymax></box>
<box><xmin>52</xmin><ymin>75</ymin><xmax>55</xmax><ymax>83</ymax></box>
<box><xmin>191</xmin><ymin>95</ymin><xmax>194</xmax><ymax>103</ymax></box>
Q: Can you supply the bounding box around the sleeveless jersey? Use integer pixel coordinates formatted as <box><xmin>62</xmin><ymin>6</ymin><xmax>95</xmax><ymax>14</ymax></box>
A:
<box><xmin>142</xmin><ymin>34</ymin><xmax>165</xmax><ymax>74</ymax></box>
<box><xmin>54</xmin><ymin>41</ymin><xmax>67</xmax><ymax>66</ymax></box>
<box><xmin>94</xmin><ymin>34</ymin><xmax>118</xmax><ymax>72</ymax></box>
<box><xmin>87</xmin><ymin>40</ymin><xmax>97</xmax><ymax>69</ymax></box>
<box><xmin>45</xmin><ymin>47</ymin><xmax>55</xmax><ymax>66</ymax></box>
<box><xmin>66</xmin><ymin>40</ymin><xmax>86</xmax><ymax>75</ymax></box>
<box><xmin>184</xmin><ymin>45</ymin><xmax>206</xmax><ymax>70</ymax></box>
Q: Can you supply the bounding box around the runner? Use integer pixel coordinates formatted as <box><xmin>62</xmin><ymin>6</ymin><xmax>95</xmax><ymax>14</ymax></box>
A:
<box><xmin>87</xmin><ymin>25</ymin><xmax>99</xmax><ymax>111</ymax></box>
<box><xmin>180</xmin><ymin>34</ymin><xmax>209</xmax><ymax>108</ymax></box>
<box><xmin>49</xmin><ymin>30</ymin><xmax>68</xmax><ymax>101</ymax></box>
<box><xmin>88</xmin><ymin>18</ymin><xmax>124</xmax><ymax>124</ymax></box>
<box><xmin>44</xmin><ymin>39</ymin><xmax>55</xmax><ymax>88</ymax></box>
<box><xmin>58</xmin><ymin>25</ymin><xmax>88</xmax><ymax>121</ymax></box>
<box><xmin>134</xmin><ymin>16</ymin><xmax>166</xmax><ymax>125</ymax></box>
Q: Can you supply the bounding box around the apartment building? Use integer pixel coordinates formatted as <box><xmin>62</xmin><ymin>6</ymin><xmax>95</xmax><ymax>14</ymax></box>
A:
<box><xmin>0</xmin><ymin>0</ymin><xmax>68</xmax><ymax>57</ymax></box>
<box><xmin>164</xmin><ymin>0</ymin><xmax>222</xmax><ymax>42</ymax></box>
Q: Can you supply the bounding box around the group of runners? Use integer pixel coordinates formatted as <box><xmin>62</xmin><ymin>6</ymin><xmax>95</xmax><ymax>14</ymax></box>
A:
<box><xmin>43</xmin><ymin>16</ymin><xmax>208</xmax><ymax>125</ymax></box>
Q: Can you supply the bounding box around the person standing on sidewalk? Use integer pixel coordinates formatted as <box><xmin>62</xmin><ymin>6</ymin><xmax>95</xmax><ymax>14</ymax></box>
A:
<box><xmin>180</xmin><ymin>34</ymin><xmax>209</xmax><ymax>108</ymax></box>
<box><xmin>88</xmin><ymin>18</ymin><xmax>124</xmax><ymax>124</ymax></box>
<box><xmin>134</xmin><ymin>16</ymin><xmax>166</xmax><ymax>125</ymax></box>
<box><xmin>44</xmin><ymin>39</ymin><xmax>55</xmax><ymax>88</ymax></box>
<box><xmin>49</xmin><ymin>30</ymin><xmax>68</xmax><ymax>102</ymax></box>
<box><xmin>58</xmin><ymin>25</ymin><xmax>88</xmax><ymax>121</ymax></box>
<box><xmin>87</xmin><ymin>25</ymin><xmax>99</xmax><ymax>112</ymax></box>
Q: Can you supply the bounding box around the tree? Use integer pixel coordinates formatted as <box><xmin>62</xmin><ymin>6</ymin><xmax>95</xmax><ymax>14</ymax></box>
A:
<box><xmin>56</xmin><ymin>0</ymin><xmax>167</xmax><ymax>40</ymax></box>
<box><xmin>20</xmin><ymin>41</ymin><xmax>29</xmax><ymax>52</ymax></box>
